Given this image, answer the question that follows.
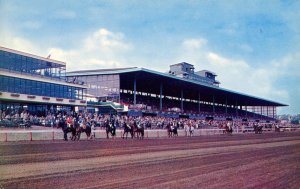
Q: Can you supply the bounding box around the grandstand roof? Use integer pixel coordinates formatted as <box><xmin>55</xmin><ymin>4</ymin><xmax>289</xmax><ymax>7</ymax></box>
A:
<box><xmin>67</xmin><ymin>67</ymin><xmax>287</xmax><ymax>107</ymax></box>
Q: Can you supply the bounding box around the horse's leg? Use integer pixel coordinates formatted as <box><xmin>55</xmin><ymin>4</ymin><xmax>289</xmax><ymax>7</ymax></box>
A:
<box><xmin>63</xmin><ymin>130</ymin><xmax>68</xmax><ymax>141</ymax></box>
<box><xmin>78</xmin><ymin>132</ymin><xmax>81</xmax><ymax>141</ymax></box>
<box><xmin>86</xmin><ymin>132</ymin><xmax>90</xmax><ymax>140</ymax></box>
<box><xmin>71</xmin><ymin>130</ymin><xmax>75</xmax><ymax>140</ymax></box>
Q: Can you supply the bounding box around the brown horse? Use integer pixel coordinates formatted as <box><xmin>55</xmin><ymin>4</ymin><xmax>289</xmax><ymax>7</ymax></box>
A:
<box><xmin>253</xmin><ymin>124</ymin><xmax>263</xmax><ymax>134</ymax></box>
<box><xmin>104</xmin><ymin>119</ymin><xmax>116</xmax><ymax>139</ymax></box>
<box><xmin>132</xmin><ymin>120</ymin><xmax>144</xmax><ymax>139</ymax></box>
<box><xmin>122</xmin><ymin>121</ymin><xmax>133</xmax><ymax>139</ymax></box>
<box><xmin>221</xmin><ymin>123</ymin><xmax>233</xmax><ymax>135</ymax></box>
<box><xmin>77</xmin><ymin>122</ymin><xmax>92</xmax><ymax>140</ymax></box>
<box><xmin>57</xmin><ymin>117</ymin><xmax>78</xmax><ymax>141</ymax></box>
<box><xmin>166</xmin><ymin>123</ymin><xmax>178</xmax><ymax>137</ymax></box>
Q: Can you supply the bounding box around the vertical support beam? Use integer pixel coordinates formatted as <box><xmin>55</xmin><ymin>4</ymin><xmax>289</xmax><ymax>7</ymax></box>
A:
<box><xmin>261</xmin><ymin>106</ymin><xmax>263</xmax><ymax>119</ymax></box>
<box><xmin>160</xmin><ymin>83</ymin><xmax>163</xmax><ymax>111</ymax></box>
<box><xmin>198</xmin><ymin>92</ymin><xmax>201</xmax><ymax>113</ymax></box>
<box><xmin>212</xmin><ymin>95</ymin><xmax>215</xmax><ymax>114</ymax></box>
<box><xmin>225</xmin><ymin>97</ymin><xmax>228</xmax><ymax>115</ymax></box>
<box><xmin>267</xmin><ymin>106</ymin><xmax>269</xmax><ymax>117</ymax></box>
<box><xmin>273</xmin><ymin>106</ymin><xmax>275</xmax><ymax>118</ymax></box>
<box><xmin>235</xmin><ymin>100</ymin><xmax>238</xmax><ymax>117</ymax></box>
<box><xmin>133</xmin><ymin>78</ymin><xmax>136</xmax><ymax>105</ymax></box>
<box><xmin>181</xmin><ymin>89</ymin><xmax>183</xmax><ymax>112</ymax></box>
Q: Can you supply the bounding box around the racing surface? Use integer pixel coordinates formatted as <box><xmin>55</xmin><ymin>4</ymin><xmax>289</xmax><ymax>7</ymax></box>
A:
<box><xmin>0</xmin><ymin>132</ymin><xmax>300</xmax><ymax>189</ymax></box>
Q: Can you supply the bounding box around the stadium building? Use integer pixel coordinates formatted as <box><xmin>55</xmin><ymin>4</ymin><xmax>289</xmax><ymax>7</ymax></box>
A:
<box><xmin>0</xmin><ymin>46</ymin><xmax>87</xmax><ymax>116</ymax></box>
<box><xmin>67</xmin><ymin>62</ymin><xmax>287</xmax><ymax>122</ymax></box>
<box><xmin>0</xmin><ymin>47</ymin><xmax>287</xmax><ymax>121</ymax></box>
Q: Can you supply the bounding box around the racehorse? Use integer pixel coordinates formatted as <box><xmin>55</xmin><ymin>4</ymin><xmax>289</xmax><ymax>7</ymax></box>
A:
<box><xmin>132</xmin><ymin>120</ymin><xmax>144</xmax><ymax>139</ymax></box>
<box><xmin>166</xmin><ymin>122</ymin><xmax>178</xmax><ymax>137</ymax></box>
<box><xmin>223</xmin><ymin>125</ymin><xmax>233</xmax><ymax>135</ymax></box>
<box><xmin>57</xmin><ymin>116</ymin><xmax>77</xmax><ymax>141</ymax></box>
<box><xmin>77</xmin><ymin>120</ymin><xmax>92</xmax><ymax>140</ymax></box>
<box><xmin>253</xmin><ymin>124</ymin><xmax>263</xmax><ymax>134</ymax></box>
<box><xmin>223</xmin><ymin>122</ymin><xmax>233</xmax><ymax>135</ymax></box>
<box><xmin>122</xmin><ymin>121</ymin><xmax>133</xmax><ymax>139</ymax></box>
<box><xmin>105</xmin><ymin>119</ymin><xmax>116</xmax><ymax>139</ymax></box>
<box><xmin>189</xmin><ymin>125</ymin><xmax>195</xmax><ymax>137</ymax></box>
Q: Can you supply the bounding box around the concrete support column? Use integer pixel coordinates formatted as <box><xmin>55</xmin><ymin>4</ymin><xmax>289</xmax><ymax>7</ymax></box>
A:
<box><xmin>225</xmin><ymin>97</ymin><xmax>228</xmax><ymax>115</ymax></box>
<box><xmin>181</xmin><ymin>89</ymin><xmax>183</xmax><ymax>112</ymax></box>
<box><xmin>213</xmin><ymin>95</ymin><xmax>215</xmax><ymax>114</ymax></box>
<box><xmin>160</xmin><ymin>83</ymin><xmax>163</xmax><ymax>111</ymax></box>
<box><xmin>235</xmin><ymin>100</ymin><xmax>238</xmax><ymax>117</ymax></box>
<box><xmin>198</xmin><ymin>92</ymin><xmax>201</xmax><ymax>113</ymax></box>
<box><xmin>133</xmin><ymin>78</ymin><xmax>136</xmax><ymax>105</ymax></box>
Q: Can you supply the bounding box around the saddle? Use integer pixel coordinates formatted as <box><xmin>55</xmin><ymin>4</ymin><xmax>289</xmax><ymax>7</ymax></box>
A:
<box><xmin>81</xmin><ymin>124</ymin><xmax>86</xmax><ymax>129</ymax></box>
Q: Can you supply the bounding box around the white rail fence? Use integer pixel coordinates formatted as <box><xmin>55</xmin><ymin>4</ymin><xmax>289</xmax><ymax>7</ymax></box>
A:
<box><xmin>0</xmin><ymin>128</ymin><xmax>299</xmax><ymax>142</ymax></box>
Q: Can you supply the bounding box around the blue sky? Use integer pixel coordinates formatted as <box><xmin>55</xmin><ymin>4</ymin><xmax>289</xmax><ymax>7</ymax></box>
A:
<box><xmin>1</xmin><ymin>0</ymin><xmax>299</xmax><ymax>114</ymax></box>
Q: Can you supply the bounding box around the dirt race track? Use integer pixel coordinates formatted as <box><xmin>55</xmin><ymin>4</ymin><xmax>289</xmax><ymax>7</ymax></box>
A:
<box><xmin>0</xmin><ymin>132</ymin><xmax>300</xmax><ymax>189</ymax></box>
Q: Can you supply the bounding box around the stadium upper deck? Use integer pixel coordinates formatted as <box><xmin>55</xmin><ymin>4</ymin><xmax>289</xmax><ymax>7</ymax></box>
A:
<box><xmin>67</xmin><ymin>63</ymin><xmax>287</xmax><ymax>120</ymax></box>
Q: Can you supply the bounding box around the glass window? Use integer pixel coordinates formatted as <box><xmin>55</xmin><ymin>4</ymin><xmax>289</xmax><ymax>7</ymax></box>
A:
<box><xmin>14</xmin><ymin>78</ymin><xmax>20</xmax><ymax>93</ymax></box>
<box><xmin>8</xmin><ymin>77</ymin><xmax>14</xmax><ymax>92</ymax></box>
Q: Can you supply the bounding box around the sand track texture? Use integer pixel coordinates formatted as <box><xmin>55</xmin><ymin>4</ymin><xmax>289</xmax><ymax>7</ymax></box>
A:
<box><xmin>0</xmin><ymin>132</ymin><xmax>299</xmax><ymax>189</ymax></box>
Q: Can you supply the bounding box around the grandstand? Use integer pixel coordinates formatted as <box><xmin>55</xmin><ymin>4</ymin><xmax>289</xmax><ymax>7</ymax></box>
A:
<box><xmin>67</xmin><ymin>62</ymin><xmax>287</xmax><ymax>122</ymax></box>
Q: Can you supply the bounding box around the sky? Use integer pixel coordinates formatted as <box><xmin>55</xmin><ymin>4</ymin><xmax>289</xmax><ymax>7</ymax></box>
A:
<box><xmin>0</xmin><ymin>0</ymin><xmax>299</xmax><ymax>114</ymax></box>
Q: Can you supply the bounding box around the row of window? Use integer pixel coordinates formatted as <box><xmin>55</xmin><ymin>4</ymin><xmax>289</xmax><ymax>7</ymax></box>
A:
<box><xmin>0</xmin><ymin>50</ymin><xmax>66</xmax><ymax>79</ymax></box>
<box><xmin>0</xmin><ymin>75</ymin><xmax>84</xmax><ymax>100</ymax></box>
<box><xmin>74</xmin><ymin>75</ymin><xmax>120</xmax><ymax>98</ymax></box>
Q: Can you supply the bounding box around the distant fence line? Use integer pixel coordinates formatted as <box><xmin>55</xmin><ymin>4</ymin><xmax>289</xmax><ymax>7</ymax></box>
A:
<box><xmin>0</xmin><ymin>128</ymin><xmax>299</xmax><ymax>142</ymax></box>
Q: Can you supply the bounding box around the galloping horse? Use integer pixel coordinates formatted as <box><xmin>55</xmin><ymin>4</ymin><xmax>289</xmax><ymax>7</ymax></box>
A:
<box><xmin>122</xmin><ymin>121</ymin><xmax>133</xmax><ymax>139</ymax></box>
<box><xmin>166</xmin><ymin>122</ymin><xmax>178</xmax><ymax>137</ymax></box>
<box><xmin>132</xmin><ymin>120</ymin><xmax>144</xmax><ymax>139</ymax></box>
<box><xmin>105</xmin><ymin>119</ymin><xmax>116</xmax><ymax>139</ymax></box>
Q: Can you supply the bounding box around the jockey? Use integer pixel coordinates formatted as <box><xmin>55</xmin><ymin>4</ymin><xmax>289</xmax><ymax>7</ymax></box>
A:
<box><xmin>66</xmin><ymin>116</ymin><xmax>73</xmax><ymax>128</ymax></box>
<box><xmin>137</xmin><ymin>121</ymin><xmax>142</xmax><ymax>129</ymax></box>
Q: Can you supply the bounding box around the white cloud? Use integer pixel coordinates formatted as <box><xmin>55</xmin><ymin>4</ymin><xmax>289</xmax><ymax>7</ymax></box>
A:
<box><xmin>0</xmin><ymin>30</ymin><xmax>41</xmax><ymax>56</ymax></box>
<box><xmin>47</xmin><ymin>28</ymin><xmax>132</xmax><ymax>71</ymax></box>
<box><xmin>0</xmin><ymin>28</ymin><xmax>132</xmax><ymax>71</ymax></box>
<box><xmin>183</xmin><ymin>38</ymin><xmax>207</xmax><ymax>50</ymax></box>
<box><xmin>178</xmin><ymin>38</ymin><xmax>290</xmax><ymax>105</ymax></box>
<box><xmin>84</xmin><ymin>28</ymin><xmax>130</xmax><ymax>52</ymax></box>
